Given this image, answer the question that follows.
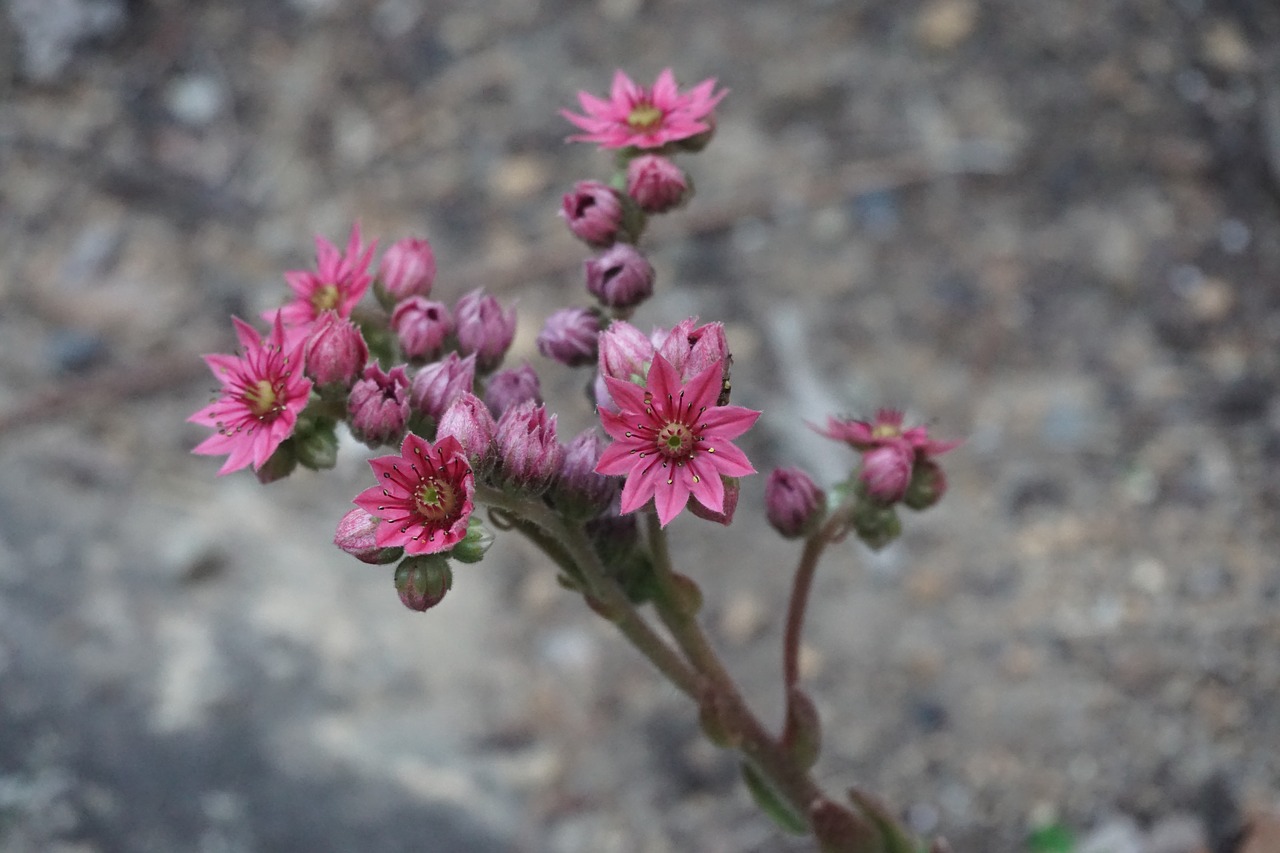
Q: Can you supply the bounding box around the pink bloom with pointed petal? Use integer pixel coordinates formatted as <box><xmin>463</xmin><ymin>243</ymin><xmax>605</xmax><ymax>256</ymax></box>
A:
<box><xmin>352</xmin><ymin>433</ymin><xmax>475</xmax><ymax>556</ymax></box>
<box><xmin>562</xmin><ymin>68</ymin><xmax>727</xmax><ymax>150</ymax></box>
<box><xmin>189</xmin><ymin>315</ymin><xmax>313</xmax><ymax>475</ymax></box>
<box><xmin>814</xmin><ymin>408</ymin><xmax>961</xmax><ymax>458</ymax></box>
<box><xmin>596</xmin><ymin>353</ymin><xmax>759</xmax><ymax>527</ymax></box>
<box><xmin>277</xmin><ymin>224</ymin><xmax>377</xmax><ymax>326</ymax></box>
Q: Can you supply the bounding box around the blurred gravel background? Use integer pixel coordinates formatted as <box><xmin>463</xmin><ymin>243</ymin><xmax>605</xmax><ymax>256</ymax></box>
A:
<box><xmin>1</xmin><ymin>0</ymin><xmax>1278</xmax><ymax>851</ymax></box>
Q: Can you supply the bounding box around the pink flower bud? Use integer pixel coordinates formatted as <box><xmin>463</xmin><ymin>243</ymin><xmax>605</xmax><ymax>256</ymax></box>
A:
<box><xmin>334</xmin><ymin>507</ymin><xmax>402</xmax><ymax>564</ymax></box>
<box><xmin>688</xmin><ymin>475</ymin><xmax>739</xmax><ymax>525</ymax></box>
<box><xmin>495</xmin><ymin>401</ymin><xmax>563</xmax><ymax>493</ymax></box>
<box><xmin>483</xmin><ymin>362</ymin><xmax>542</xmax><ymax>417</ymax></box>
<box><xmin>765</xmin><ymin>467</ymin><xmax>826</xmax><ymax>538</ymax></box>
<box><xmin>394</xmin><ymin>555</ymin><xmax>452</xmax><ymax>611</ymax></box>
<box><xmin>537</xmin><ymin>307</ymin><xmax>602</xmax><ymax>367</ymax></box>
<box><xmin>597</xmin><ymin>320</ymin><xmax>654</xmax><ymax>382</ymax></box>
<box><xmin>391</xmin><ymin>297</ymin><xmax>453</xmax><ymax>362</ymax></box>
<box><xmin>455</xmin><ymin>289</ymin><xmax>516</xmax><ymax>372</ymax></box>
<box><xmin>378</xmin><ymin>237</ymin><xmax>437</xmax><ymax>301</ymax></box>
<box><xmin>626</xmin><ymin>154</ymin><xmax>689</xmax><ymax>214</ymax></box>
<box><xmin>561</xmin><ymin>180</ymin><xmax>623</xmax><ymax>247</ymax></box>
<box><xmin>436</xmin><ymin>392</ymin><xmax>497</xmax><ymax>469</ymax></box>
<box><xmin>860</xmin><ymin>443</ymin><xmax>914</xmax><ymax>504</ymax></box>
<box><xmin>409</xmin><ymin>352</ymin><xmax>476</xmax><ymax>421</ymax></box>
<box><xmin>551</xmin><ymin>429</ymin><xmax>618</xmax><ymax>518</ymax></box>
<box><xmin>304</xmin><ymin>311</ymin><xmax>368</xmax><ymax>391</ymax></box>
<box><xmin>585</xmin><ymin>244</ymin><xmax>654</xmax><ymax>310</ymax></box>
<box><xmin>347</xmin><ymin>363</ymin><xmax>410</xmax><ymax>448</ymax></box>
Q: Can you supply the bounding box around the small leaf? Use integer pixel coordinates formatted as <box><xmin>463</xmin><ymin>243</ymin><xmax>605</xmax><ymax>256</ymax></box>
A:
<box><xmin>741</xmin><ymin>761</ymin><xmax>808</xmax><ymax>835</ymax></box>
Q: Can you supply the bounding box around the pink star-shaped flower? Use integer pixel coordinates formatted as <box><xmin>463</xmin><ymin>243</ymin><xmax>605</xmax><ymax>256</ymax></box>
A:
<box><xmin>352</xmin><ymin>433</ymin><xmax>475</xmax><ymax>556</ymax></box>
<box><xmin>596</xmin><ymin>353</ymin><xmax>759</xmax><ymax>527</ymax></box>
<box><xmin>276</xmin><ymin>224</ymin><xmax>377</xmax><ymax>326</ymax></box>
<box><xmin>189</xmin><ymin>315</ymin><xmax>313</xmax><ymax>475</ymax></box>
<box><xmin>561</xmin><ymin>68</ymin><xmax>727</xmax><ymax>150</ymax></box>
<box><xmin>813</xmin><ymin>408</ymin><xmax>960</xmax><ymax>458</ymax></box>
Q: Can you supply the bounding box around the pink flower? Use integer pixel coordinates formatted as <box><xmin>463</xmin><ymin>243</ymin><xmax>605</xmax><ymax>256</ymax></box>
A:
<box><xmin>814</xmin><ymin>409</ymin><xmax>960</xmax><ymax>458</ymax></box>
<box><xmin>596</xmin><ymin>353</ymin><xmax>759</xmax><ymax>527</ymax></box>
<box><xmin>189</xmin><ymin>315</ymin><xmax>313</xmax><ymax>475</ymax></box>
<box><xmin>561</xmin><ymin>68</ymin><xmax>727</xmax><ymax>150</ymax></box>
<box><xmin>277</xmin><ymin>224</ymin><xmax>377</xmax><ymax>326</ymax></box>
<box><xmin>352</xmin><ymin>433</ymin><xmax>475</xmax><ymax>556</ymax></box>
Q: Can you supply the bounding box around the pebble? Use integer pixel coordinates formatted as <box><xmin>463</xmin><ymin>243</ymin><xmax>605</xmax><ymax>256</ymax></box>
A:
<box><xmin>718</xmin><ymin>592</ymin><xmax>767</xmax><ymax>646</ymax></box>
<box><xmin>914</xmin><ymin>0</ymin><xmax>978</xmax><ymax>51</ymax></box>
<box><xmin>164</xmin><ymin>74</ymin><xmax>226</xmax><ymax>128</ymax></box>
<box><xmin>1201</xmin><ymin>20</ymin><xmax>1254</xmax><ymax>74</ymax></box>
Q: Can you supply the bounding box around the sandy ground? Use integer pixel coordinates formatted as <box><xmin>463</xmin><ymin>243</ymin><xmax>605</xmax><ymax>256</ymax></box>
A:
<box><xmin>1</xmin><ymin>1</ymin><xmax>1278</xmax><ymax>851</ymax></box>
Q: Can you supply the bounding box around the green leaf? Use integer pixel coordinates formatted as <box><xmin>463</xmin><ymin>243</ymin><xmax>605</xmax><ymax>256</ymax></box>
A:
<box><xmin>741</xmin><ymin>761</ymin><xmax>808</xmax><ymax>835</ymax></box>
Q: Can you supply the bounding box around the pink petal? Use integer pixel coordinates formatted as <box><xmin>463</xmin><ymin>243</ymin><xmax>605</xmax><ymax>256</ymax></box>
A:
<box><xmin>687</xmin><ymin>458</ymin><xmax>724</xmax><ymax>511</ymax></box>
<box><xmin>697</xmin><ymin>405</ymin><xmax>761</xmax><ymax>441</ymax></box>
<box><xmin>598</xmin><ymin>407</ymin><xmax>635</xmax><ymax>442</ymax></box>
<box><xmin>597</xmin><ymin>440</ymin><xmax>640</xmax><ymax>476</ymax></box>
<box><xmin>653</xmin><ymin>467</ymin><xmax>692</xmax><ymax>527</ymax></box>
<box><xmin>680</xmin><ymin>361</ymin><xmax>723</xmax><ymax>412</ymax></box>
<box><xmin>603</xmin><ymin>374</ymin><xmax>648</xmax><ymax>413</ymax></box>
<box><xmin>645</xmin><ymin>354</ymin><xmax>682</xmax><ymax>415</ymax></box>
<box><xmin>702</xmin><ymin>439</ymin><xmax>755</xmax><ymax>478</ymax></box>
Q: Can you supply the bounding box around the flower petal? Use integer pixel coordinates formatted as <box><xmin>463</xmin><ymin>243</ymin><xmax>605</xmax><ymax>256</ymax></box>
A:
<box><xmin>701</xmin><ymin>439</ymin><xmax>755</xmax><ymax>478</ymax></box>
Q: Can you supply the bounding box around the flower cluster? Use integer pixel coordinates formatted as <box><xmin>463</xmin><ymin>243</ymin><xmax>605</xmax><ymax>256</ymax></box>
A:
<box><xmin>189</xmin><ymin>68</ymin><xmax>963</xmax><ymax>851</ymax></box>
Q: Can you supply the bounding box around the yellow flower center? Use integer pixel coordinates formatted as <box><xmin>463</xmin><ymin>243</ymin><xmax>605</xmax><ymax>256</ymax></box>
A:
<box><xmin>242</xmin><ymin>379</ymin><xmax>279</xmax><ymax>418</ymax></box>
<box><xmin>627</xmin><ymin>103</ymin><xmax>663</xmax><ymax>131</ymax></box>
<box><xmin>871</xmin><ymin>423</ymin><xmax>901</xmax><ymax>440</ymax></box>
<box><xmin>656</xmin><ymin>422</ymin><xmax>695</xmax><ymax>459</ymax></box>
<box><xmin>311</xmin><ymin>283</ymin><xmax>341</xmax><ymax>312</ymax></box>
<box><xmin>414</xmin><ymin>479</ymin><xmax>457</xmax><ymax>521</ymax></box>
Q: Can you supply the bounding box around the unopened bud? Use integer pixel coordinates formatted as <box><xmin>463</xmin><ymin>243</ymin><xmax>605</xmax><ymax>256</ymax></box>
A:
<box><xmin>304</xmin><ymin>311</ymin><xmax>368</xmax><ymax>392</ymax></box>
<box><xmin>334</xmin><ymin>507</ymin><xmax>402</xmax><ymax>564</ymax></box>
<box><xmin>597</xmin><ymin>320</ymin><xmax>653</xmax><ymax>382</ymax></box>
<box><xmin>851</xmin><ymin>501</ymin><xmax>902</xmax><ymax>551</ymax></box>
<box><xmin>391</xmin><ymin>297</ymin><xmax>452</xmax><ymax>362</ymax></box>
<box><xmin>903</xmin><ymin>459</ymin><xmax>948</xmax><ymax>510</ymax></box>
<box><xmin>495</xmin><ymin>401</ymin><xmax>563</xmax><ymax>493</ymax></box>
<box><xmin>626</xmin><ymin>154</ymin><xmax>690</xmax><ymax>214</ymax></box>
<box><xmin>765</xmin><ymin>467</ymin><xmax>826</xmax><ymax>538</ymax></box>
<box><xmin>435</xmin><ymin>392</ymin><xmax>497</xmax><ymax>469</ymax></box>
<box><xmin>378</xmin><ymin>237</ymin><xmax>437</xmax><ymax>302</ymax></box>
<box><xmin>537</xmin><ymin>307</ymin><xmax>602</xmax><ymax>367</ymax></box>
<box><xmin>585</xmin><ymin>244</ymin><xmax>654</xmax><ymax>311</ymax></box>
<box><xmin>860</xmin><ymin>443</ymin><xmax>913</xmax><ymax>504</ymax></box>
<box><xmin>483</xmin><ymin>362</ymin><xmax>542</xmax><ymax>417</ymax></box>
<box><xmin>561</xmin><ymin>180</ymin><xmax>624</xmax><ymax>247</ymax></box>
<box><xmin>551</xmin><ymin>429</ymin><xmax>618</xmax><ymax>519</ymax></box>
<box><xmin>347</xmin><ymin>364</ymin><xmax>410</xmax><ymax>448</ymax></box>
<box><xmin>293</xmin><ymin>418</ymin><xmax>339</xmax><ymax>470</ymax></box>
<box><xmin>394</xmin><ymin>555</ymin><xmax>452</xmax><ymax>611</ymax></box>
<box><xmin>455</xmin><ymin>289</ymin><xmax>516</xmax><ymax>372</ymax></box>
<box><xmin>409</xmin><ymin>351</ymin><xmax>476</xmax><ymax>421</ymax></box>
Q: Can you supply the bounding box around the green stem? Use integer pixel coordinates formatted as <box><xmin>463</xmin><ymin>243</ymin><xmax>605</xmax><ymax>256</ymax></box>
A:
<box><xmin>475</xmin><ymin>486</ymin><xmax>700</xmax><ymax>697</ymax></box>
<box><xmin>642</xmin><ymin>510</ymin><xmax>853</xmax><ymax>839</ymax></box>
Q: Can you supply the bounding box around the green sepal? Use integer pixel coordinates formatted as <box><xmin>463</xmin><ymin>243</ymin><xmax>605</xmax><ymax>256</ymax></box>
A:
<box><xmin>449</xmin><ymin>517</ymin><xmax>493</xmax><ymax>564</ymax></box>
<box><xmin>847</xmin><ymin>788</ymin><xmax>921</xmax><ymax>853</ymax></box>
<box><xmin>294</xmin><ymin>418</ymin><xmax>339</xmax><ymax>470</ymax></box>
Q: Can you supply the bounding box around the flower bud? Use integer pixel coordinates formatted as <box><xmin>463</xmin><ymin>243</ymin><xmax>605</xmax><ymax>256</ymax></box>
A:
<box><xmin>495</xmin><ymin>401</ymin><xmax>563</xmax><ymax>493</ymax></box>
<box><xmin>449</xmin><ymin>517</ymin><xmax>493</xmax><ymax>564</ymax></box>
<box><xmin>561</xmin><ymin>180</ymin><xmax>623</xmax><ymax>247</ymax></box>
<box><xmin>293</xmin><ymin>418</ymin><xmax>339</xmax><ymax>470</ymax></box>
<box><xmin>903</xmin><ymin>458</ymin><xmax>948</xmax><ymax>511</ymax></box>
<box><xmin>765</xmin><ymin>467</ymin><xmax>826</xmax><ymax>538</ymax></box>
<box><xmin>551</xmin><ymin>428</ymin><xmax>618</xmax><ymax>519</ymax></box>
<box><xmin>597</xmin><ymin>320</ymin><xmax>653</xmax><ymax>382</ymax></box>
<box><xmin>537</xmin><ymin>307</ymin><xmax>602</xmax><ymax>368</ymax></box>
<box><xmin>378</xmin><ymin>237</ymin><xmax>437</xmax><ymax>301</ymax></box>
<box><xmin>851</xmin><ymin>501</ymin><xmax>902</xmax><ymax>551</ymax></box>
<box><xmin>626</xmin><ymin>154</ymin><xmax>690</xmax><ymax>214</ymax></box>
<box><xmin>455</xmin><ymin>289</ymin><xmax>517</xmax><ymax>372</ymax></box>
<box><xmin>391</xmin><ymin>297</ymin><xmax>453</xmax><ymax>362</ymax></box>
<box><xmin>334</xmin><ymin>507</ymin><xmax>402</xmax><ymax>564</ymax></box>
<box><xmin>860</xmin><ymin>443</ymin><xmax>914</xmax><ymax>504</ymax></box>
<box><xmin>585</xmin><ymin>244</ymin><xmax>654</xmax><ymax>311</ymax></box>
<box><xmin>347</xmin><ymin>363</ymin><xmax>410</xmax><ymax>448</ymax></box>
<box><xmin>304</xmin><ymin>311</ymin><xmax>368</xmax><ymax>392</ymax></box>
<box><xmin>394</xmin><ymin>554</ymin><xmax>452</xmax><ymax>611</ymax></box>
<box><xmin>688</xmin><ymin>475</ymin><xmax>739</xmax><ymax>525</ymax></box>
<box><xmin>483</xmin><ymin>362</ymin><xmax>542</xmax><ymax>417</ymax></box>
<box><xmin>435</xmin><ymin>392</ymin><xmax>496</xmax><ymax>469</ymax></box>
<box><xmin>409</xmin><ymin>351</ymin><xmax>476</xmax><ymax>421</ymax></box>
